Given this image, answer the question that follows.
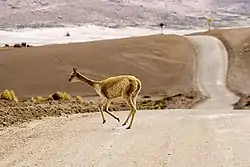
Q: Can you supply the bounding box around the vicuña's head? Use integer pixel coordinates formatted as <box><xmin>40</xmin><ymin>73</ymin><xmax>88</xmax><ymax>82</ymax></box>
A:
<box><xmin>68</xmin><ymin>68</ymin><xmax>78</xmax><ymax>83</ymax></box>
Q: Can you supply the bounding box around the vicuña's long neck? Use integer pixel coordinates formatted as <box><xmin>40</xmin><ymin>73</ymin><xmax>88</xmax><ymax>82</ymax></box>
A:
<box><xmin>76</xmin><ymin>72</ymin><xmax>96</xmax><ymax>88</ymax></box>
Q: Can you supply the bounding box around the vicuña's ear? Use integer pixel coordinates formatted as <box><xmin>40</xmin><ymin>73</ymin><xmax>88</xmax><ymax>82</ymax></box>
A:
<box><xmin>73</xmin><ymin>68</ymin><xmax>77</xmax><ymax>73</ymax></box>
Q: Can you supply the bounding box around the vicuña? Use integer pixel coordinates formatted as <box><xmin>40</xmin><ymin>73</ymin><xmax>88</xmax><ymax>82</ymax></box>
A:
<box><xmin>68</xmin><ymin>68</ymin><xmax>141</xmax><ymax>129</ymax></box>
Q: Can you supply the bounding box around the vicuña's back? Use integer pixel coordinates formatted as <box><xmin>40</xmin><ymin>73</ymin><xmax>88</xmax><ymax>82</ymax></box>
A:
<box><xmin>98</xmin><ymin>75</ymin><xmax>141</xmax><ymax>99</ymax></box>
<box><xmin>68</xmin><ymin>68</ymin><xmax>141</xmax><ymax>129</ymax></box>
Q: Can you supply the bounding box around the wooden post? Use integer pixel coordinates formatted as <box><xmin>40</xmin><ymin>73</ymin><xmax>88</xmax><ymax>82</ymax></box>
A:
<box><xmin>160</xmin><ymin>23</ymin><xmax>164</xmax><ymax>35</ymax></box>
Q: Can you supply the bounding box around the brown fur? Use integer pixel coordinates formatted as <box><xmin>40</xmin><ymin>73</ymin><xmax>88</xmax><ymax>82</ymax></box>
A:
<box><xmin>68</xmin><ymin>68</ymin><xmax>141</xmax><ymax>129</ymax></box>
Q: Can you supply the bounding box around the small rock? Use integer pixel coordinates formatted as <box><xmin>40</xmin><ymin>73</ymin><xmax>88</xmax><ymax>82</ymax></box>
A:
<box><xmin>21</xmin><ymin>42</ymin><xmax>27</xmax><ymax>47</ymax></box>
<box><xmin>142</xmin><ymin>95</ymin><xmax>151</xmax><ymax>98</ymax></box>
<box><xmin>13</xmin><ymin>43</ymin><xmax>21</xmax><ymax>48</ymax></box>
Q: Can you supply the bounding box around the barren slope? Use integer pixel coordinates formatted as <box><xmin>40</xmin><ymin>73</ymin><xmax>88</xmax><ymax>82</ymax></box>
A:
<box><xmin>0</xmin><ymin>34</ymin><xmax>197</xmax><ymax>98</ymax></box>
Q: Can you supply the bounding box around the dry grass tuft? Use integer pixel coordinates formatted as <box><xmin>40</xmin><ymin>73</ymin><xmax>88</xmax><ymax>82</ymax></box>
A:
<box><xmin>0</xmin><ymin>89</ymin><xmax>19</xmax><ymax>103</ymax></box>
<box><xmin>36</xmin><ymin>96</ymin><xmax>46</xmax><ymax>102</ymax></box>
<box><xmin>30</xmin><ymin>97</ymin><xmax>37</xmax><ymax>103</ymax></box>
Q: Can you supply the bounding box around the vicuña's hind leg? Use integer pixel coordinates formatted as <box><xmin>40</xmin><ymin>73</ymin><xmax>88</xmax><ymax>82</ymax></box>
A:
<box><xmin>127</xmin><ymin>92</ymin><xmax>139</xmax><ymax>128</ymax></box>
<box><xmin>122</xmin><ymin>111</ymin><xmax>132</xmax><ymax>127</ymax></box>
<box><xmin>122</xmin><ymin>95</ymin><xmax>137</xmax><ymax>126</ymax></box>
<box><xmin>122</xmin><ymin>96</ymin><xmax>137</xmax><ymax>129</ymax></box>
<box><xmin>104</xmin><ymin>99</ymin><xmax>120</xmax><ymax>122</ymax></box>
<box><xmin>98</xmin><ymin>98</ymin><xmax>106</xmax><ymax>124</ymax></box>
<box><xmin>132</xmin><ymin>94</ymin><xmax>138</xmax><ymax>108</ymax></box>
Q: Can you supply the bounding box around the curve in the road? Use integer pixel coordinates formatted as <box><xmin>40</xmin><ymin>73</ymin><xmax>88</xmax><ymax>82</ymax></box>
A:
<box><xmin>186</xmin><ymin>35</ymin><xmax>239</xmax><ymax>109</ymax></box>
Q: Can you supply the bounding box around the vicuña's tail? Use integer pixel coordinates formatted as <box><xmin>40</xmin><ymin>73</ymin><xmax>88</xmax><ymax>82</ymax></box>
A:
<box><xmin>76</xmin><ymin>72</ymin><xmax>98</xmax><ymax>88</ymax></box>
<box><xmin>132</xmin><ymin>78</ymin><xmax>142</xmax><ymax>97</ymax></box>
<box><xmin>135</xmin><ymin>79</ymin><xmax>142</xmax><ymax>95</ymax></box>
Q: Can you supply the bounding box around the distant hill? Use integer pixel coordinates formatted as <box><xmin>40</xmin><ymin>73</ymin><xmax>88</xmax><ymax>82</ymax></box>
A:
<box><xmin>0</xmin><ymin>0</ymin><xmax>249</xmax><ymax>29</ymax></box>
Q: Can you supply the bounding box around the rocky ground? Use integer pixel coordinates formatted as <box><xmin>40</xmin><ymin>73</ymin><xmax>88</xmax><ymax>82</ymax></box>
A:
<box><xmin>0</xmin><ymin>90</ymin><xmax>204</xmax><ymax>128</ymax></box>
<box><xmin>233</xmin><ymin>95</ymin><xmax>250</xmax><ymax>109</ymax></box>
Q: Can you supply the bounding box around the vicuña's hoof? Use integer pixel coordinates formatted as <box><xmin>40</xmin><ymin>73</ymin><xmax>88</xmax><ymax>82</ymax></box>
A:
<box><xmin>126</xmin><ymin>126</ymin><xmax>131</xmax><ymax>129</ymax></box>
<box><xmin>103</xmin><ymin>120</ymin><xmax>106</xmax><ymax>124</ymax></box>
<box><xmin>122</xmin><ymin>123</ymin><xmax>126</xmax><ymax>126</ymax></box>
<box><xmin>117</xmin><ymin>118</ymin><xmax>120</xmax><ymax>122</ymax></box>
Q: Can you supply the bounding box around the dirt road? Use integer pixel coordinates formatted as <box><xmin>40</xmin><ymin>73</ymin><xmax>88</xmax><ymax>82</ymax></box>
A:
<box><xmin>1</xmin><ymin>35</ymin><xmax>249</xmax><ymax>167</ymax></box>
<box><xmin>187</xmin><ymin>35</ymin><xmax>239</xmax><ymax>109</ymax></box>
<box><xmin>1</xmin><ymin>110</ymin><xmax>250</xmax><ymax>167</ymax></box>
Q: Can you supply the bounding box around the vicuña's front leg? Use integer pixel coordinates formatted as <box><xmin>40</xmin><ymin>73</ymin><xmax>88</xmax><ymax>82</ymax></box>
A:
<box><xmin>98</xmin><ymin>99</ymin><xmax>106</xmax><ymax>124</ymax></box>
<box><xmin>104</xmin><ymin>99</ymin><xmax>120</xmax><ymax>122</ymax></box>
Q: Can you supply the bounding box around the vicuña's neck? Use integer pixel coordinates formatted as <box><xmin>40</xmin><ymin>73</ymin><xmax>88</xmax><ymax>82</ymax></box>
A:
<box><xmin>76</xmin><ymin>72</ymin><xmax>96</xmax><ymax>88</ymax></box>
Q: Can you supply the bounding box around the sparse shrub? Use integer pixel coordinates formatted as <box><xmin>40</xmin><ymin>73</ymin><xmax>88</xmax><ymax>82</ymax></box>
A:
<box><xmin>62</xmin><ymin>92</ymin><xmax>71</xmax><ymax>100</ymax></box>
<box><xmin>137</xmin><ymin>101</ymin><xmax>143</xmax><ymax>110</ymax></box>
<box><xmin>30</xmin><ymin>97</ymin><xmax>37</xmax><ymax>103</ymax></box>
<box><xmin>51</xmin><ymin>92</ymin><xmax>61</xmax><ymax>100</ymax></box>
<box><xmin>10</xmin><ymin>90</ymin><xmax>19</xmax><ymax>103</ymax></box>
<box><xmin>51</xmin><ymin>91</ymin><xmax>71</xmax><ymax>101</ymax></box>
<box><xmin>47</xmin><ymin>94</ymin><xmax>53</xmax><ymax>100</ymax></box>
<box><xmin>154</xmin><ymin>99</ymin><xmax>167</xmax><ymax>109</ymax></box>
<box><xmin>0</xmin><ymin>89</ymin><xmax>19</xmax><ymax>103</ymax></box>
<box><xmin>137</xmin><ymin>100</ymin><xmax>149</xmax><ymax>109</ymax></box>
<box><xmin>163</xmin><ymin>96</ymin><xmax>172</xmax><ymax>101</ymax></box>
<box><xmin>76</xmin><ymin>96</ymin><xmax>84</xmax><ymax>104</ymax></box>
<box><xmin>37</xmin><ymin>96</ymin><xmax>46</xmax><ymax>102</ymax></box>
<box><xmin>154</xmin><ymin>104</ymin><xmax>162</xmax><ymax>110</ymax></box>
<box><xmin>141</xmin><ymin>99</ymin><xmax>152</xmax><ymax>104</ymax></box>
<box><xmin>0</xmin><ymin>90</ymin><xmax>12</xmax><ymax>100</ymax></box>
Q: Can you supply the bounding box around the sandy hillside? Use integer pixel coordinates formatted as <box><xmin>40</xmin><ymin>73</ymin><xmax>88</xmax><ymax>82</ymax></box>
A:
<box><xmin>0</xmin><ymin>34</ymin><xmax>197</xmax><ymax>98</ymax></box>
